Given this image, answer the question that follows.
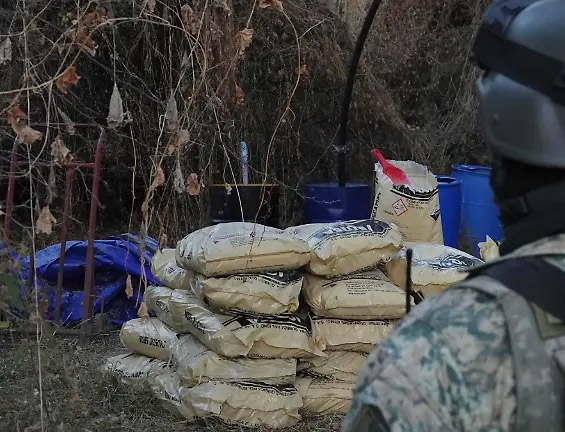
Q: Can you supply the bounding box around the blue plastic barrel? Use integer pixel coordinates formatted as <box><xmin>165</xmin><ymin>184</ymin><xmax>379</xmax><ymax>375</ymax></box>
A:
<box><xmin>303</xmin><ymin>183</ymin><xmax>371</xmax><ymax>223</ymax></box>
<box><xmin>435</xmin><ymin>176</ymin><xmax>462</xmax><ymax>249</ymax></box>
<box><xmin>450</xmin><ymin>164</ymin><xmax>503</xmax><ymax>255</ymax></box>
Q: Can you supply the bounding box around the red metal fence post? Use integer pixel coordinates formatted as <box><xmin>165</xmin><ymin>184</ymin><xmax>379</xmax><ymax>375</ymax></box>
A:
<box><xmin>80</xmin><ymin>129</ymin><xmax>105</xmax><ymax>344</ymax></box>
<box><xmin>54</xmin><ymin>166</ymin><xmax>75</xmax><ymax>323</ymax></box>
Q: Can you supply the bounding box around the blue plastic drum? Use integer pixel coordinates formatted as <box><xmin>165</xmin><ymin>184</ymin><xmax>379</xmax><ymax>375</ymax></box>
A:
<box><xmin>435</xmin><ymin>175</ymin><xmax>462</xmax><ymax>249</ymax></box>
<box><xmin>450</xmin><ymin>164</ymin><xmax>503</xmax><ymax>255</ymax></box>
<box><xmin>303</xmin><ymin>182</ymin><xmax>371</xmax><ymax>223</ymax></box>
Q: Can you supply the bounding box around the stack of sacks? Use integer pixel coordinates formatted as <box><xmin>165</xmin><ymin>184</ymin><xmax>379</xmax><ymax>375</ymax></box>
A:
<box><xmin>102</xmin><ymin>352</ymin><xmax>194</xmax><ymax>419</ymax></box>
<box><xmin>151</xmin><ymin>248</ymin><xmax>193</xmax><ymax>291</ymax></box>
<box><xmin>102</xmin><ymin>309</ymin><xmax>194</xmax><ymax>419</ymax></box>
<box><xmin>115</xmin><ymin>222</ymin><xmax>328</xmax><ymax>428</ymax></box>
<box><xmin>386</xmin><ymin>242</ymin><xmax>483</xmax><ymax>298</ymax></box>
<box><xmin>169</xmin><ymin>333</ymin><xmax>303</xmax><ymax>427</ymax></box>
<box><xmin>287</xmin><ymin>219</ymin><xmax>405</xmax><ymax>415</ymax></box>
<box><xmin>119</xmin><ymin>317</ymin><xmax>177</xmax><ymax>361</ymax></box>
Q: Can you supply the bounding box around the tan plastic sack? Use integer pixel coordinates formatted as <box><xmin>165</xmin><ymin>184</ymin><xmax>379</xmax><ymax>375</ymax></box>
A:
<box><xmin>286</xmin><ymin>220</ymin><xmax>402</xmax><ymax>278</ymax></box>
<box><xmin>120</xmin><ymin>317</ymin><xmax>177</xmax><ymax>361</ymax></box>
<box><xmin>169</xmin><ymin>289</ymin><xmax>325</xmax><ymax>358</ymax></box>
<box><xmin>181</xmin><ymin>381</ymin><xmax>303</xmax><ymax>428</ymax></box>
<box><xmin>372</xmin><ymin>160</ymin><xmax>443</xmax><ymax>244</ymax></box>
<box><xmin>102</xmin><ymin>353</ymin><xmax>170</xmax><ymax>385</ymax></box>
<box><xmin>303</xmin><ymin>270</ymin><xmax>406</xmax><ymax>319</ymax></box>
<box><xmin>193</xmin><ymin>271</ymin><xmax>302</xmax><ymax>316</ymax></box>
<box><xmin>151</xmin><ymin>248</ymin><xmax>193</xmax><ymax>290</ymax></box>
<box><xmin>295</xmin><ymin>376</ymin><xmax>354</xmax><ymax>415</ymax></box>
<box><xmin>312</xmin><ymin>316</ymin><xmax>396</xmax><ymax>353</ymax></box>
<box><xmin>479</xmin><ymin>236</ymin><xmax>500</xmax><ymax>262</ymax></box>
<box><xmin>144</xmin><ymin>285</ymin><xmax>176</xmax><ymax>327</ymax></box>
<box><xmin>148</xmin><ymin>369</ymin><xmax>197</xmax><ymax>420</ymax></box>
<box><xmin>298</xmin><ymin>351</ymin><xmax>367</xmax><ymax>382</ymax></box>
<box><xmin>169</xmin><ymin>334</ymin><xmax>297</xmax><ymax>385</ymax></box>
<box><xmin>175</xmin><ymin>222</ymin><xmax>311</xmax><ymax>277</ymax></box>
<box><xmin>386</xmin><ymin>242</ymin><xmax>483</xmax><ymax>298</ymax></box>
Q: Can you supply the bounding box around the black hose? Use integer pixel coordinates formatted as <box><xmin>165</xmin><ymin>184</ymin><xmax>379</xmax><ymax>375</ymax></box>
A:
<box><xmin>337</xmin><ymin>0</ymin><xmax>384</xmax><ymax>187</ymax></box>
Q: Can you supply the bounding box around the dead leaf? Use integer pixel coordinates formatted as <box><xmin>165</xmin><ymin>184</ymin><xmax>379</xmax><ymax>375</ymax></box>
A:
<box><xmin>181</xmin><ymin>52</ymin><xmax>190</xmax><ymax>67</ymax></box>
<box><xmin>68</xmin><ymin>8</ymin><xmax>107</xmax><ymax>56</ymax></box>
<box><xmin>57</xmin><ymin>108</ymin><xmax>76</xmax><ymax>135</ymax></box>
<box><xmin>7</xmin><ymin>105</ymin><xmax>26</xmax><ymax>123</ymax></box>
<box><xmin>138</xmin><ymin>301</ymin><xmax>149</xmax><ymax>318</ymax></box>
<box><xmin>7</xmin><ymin>106</ymin><xmax>43</xmax><ymax>146</ymax></box>
<box><xmin>259</xmin><ymin>0</ymin><xmax>283</xmax><ymax>11</ymax></box>
<box><xmin>299</xmin><ymin>63</ymin><xmax>308</xmax><ymax>80</ymax></box>
<box><xmin>72</xmin><ymin>24</ymin><xmax>97</xmax><ymax>56</ymax></box>
<box><xmin>214</xmin><ymin>0</ymin><xmax>232</xmax><ymax>15</ymax></box>
<box><xmin>56</xmin><ymin>66</ymin><xmax>81</xmax><ymax>93</ymax></box>
<box><xmin>84</xmin><ymin>8</ymin><xmax>108</xmax><ymax>27</ymax></box>
<box><xmin>235</xmin><ymin>28</ymin><xmax>254</xmax><ymax>57</ymax></box>
<box><xmin>51</xmin><ymin>135</ymin><xmax>73</xmax><ymax>165</ymax></box>
<box><xmin>225</xmin><ymin>183</ymin><xmax>232</xmax><ymax>195</ymax></box>
<box><xmin>125</xmin><ymin>275</ymin><xmax>133</xmax><ymax>298</ymax></box>
<box><xmin>177</xmin><ymin>129</ymin><xmax>190</xmax><ymax>146</ymax></box>
<box><xmin>165</xmin><ymin>92</ymin><xmax>179</xmax><ymax>131</ymax></box>
<box><xmin>38</xmin><ymin>298</ymin><xmax>50</xmax><ymax>318</ymax></box>
<box><xmin>107</xmin><ymin>83</ymin><xmax>124</xmax><ymax>129</ymax></box>
<box><xmin>16</xmin><ymin>125</ymin><xmax>42</xmax><ymax>146</ymax></box>
<box><xmin>181</xmin><ymin>5</ymin><xmax>200</xmax><ymax>35</ymax></box>
<box><xmin>36</xmin><ymin>206</ymin><xmax>57</xmax><ymax>235</ymax></box>
<box><xmin>168</xmin><ymin>129</ymin><xmax>189</xmax><ymax>155</ymax></box>
<box><xmin>235</xmin><ymin>85</ymin><xmax>245</xmax><ymax>105</ymax></box>
<box><xmin>159</xmin><ymin>233</ymin><xmax>168</xmax><ymax>249</ymax></box>
<box><xmin>0</xmin><ymin>37</ymin><xmax>12</xmax><ymax>65</ymax></box>
<box><xmin>146</xmin><ymin>0</ymin><xmax>156</xmax><ymax>13</ymax></box>
<box><xmin>151</xmin><ymin>166</ymin><xmax>165</xmax><ymax>190</ymax></box>
<box><xmin>173</xmin><ymin>160</ymin><xmax>185</xmax><ymax>194</ymax></box>
<box><xmin>187</xmin><ymin>173</ymin><xmax>201</xmax><ymax>195</ymax></box>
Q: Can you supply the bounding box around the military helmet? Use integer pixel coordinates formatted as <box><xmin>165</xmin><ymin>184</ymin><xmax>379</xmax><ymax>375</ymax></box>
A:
<box><xmin>473</xmin><ymin>0</ymin><xmax>565</xmax><ymax>168</ymax></box>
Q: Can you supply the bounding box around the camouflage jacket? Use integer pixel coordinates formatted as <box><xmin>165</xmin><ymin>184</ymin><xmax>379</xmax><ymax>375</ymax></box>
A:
<box><xmin>342</xmin><ymin>233</ymin><xmax>565</xmax><ymax>432</ymax></box>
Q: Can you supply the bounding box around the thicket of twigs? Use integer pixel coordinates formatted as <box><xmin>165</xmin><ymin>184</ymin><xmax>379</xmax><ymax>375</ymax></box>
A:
<box><xmin>0</xmin><ymin>0</ymin><xmax>489</xmax><ymax>245</ymax></box>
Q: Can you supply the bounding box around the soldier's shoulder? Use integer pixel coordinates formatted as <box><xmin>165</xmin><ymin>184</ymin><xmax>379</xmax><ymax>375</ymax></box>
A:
<box><xmin>361</xmin><ymin>281</ymin><xmax>510</xmax><ymax>381</ymax></box>
<box><xmin>399</xmin><ymin>280</ymin><xmax>506</xmax><ymax>335</ymax></box>
<box><xmin>350</xmin><ymin>281</ymin><xmax>515</xmax><ymax>431</ymax></box>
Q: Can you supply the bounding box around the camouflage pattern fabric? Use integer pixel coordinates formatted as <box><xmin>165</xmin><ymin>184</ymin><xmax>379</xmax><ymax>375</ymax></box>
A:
<box><xmin>343</xmin><ymin>233</ymin><xmax>565</xmax><ymax>432</ymax></box>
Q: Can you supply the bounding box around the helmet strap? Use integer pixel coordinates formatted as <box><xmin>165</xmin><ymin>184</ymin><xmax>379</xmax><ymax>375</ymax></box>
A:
<box><xmin>499</xmin><ymin>181</ymin><xmax>565</xmax><ymax>254</ymax></box>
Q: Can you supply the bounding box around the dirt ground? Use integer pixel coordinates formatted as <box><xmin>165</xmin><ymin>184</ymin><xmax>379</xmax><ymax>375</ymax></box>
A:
<box><xmin>0</xmin><ymin>327</ymin><xmax>345</xmax><ymax>432</ymax></box>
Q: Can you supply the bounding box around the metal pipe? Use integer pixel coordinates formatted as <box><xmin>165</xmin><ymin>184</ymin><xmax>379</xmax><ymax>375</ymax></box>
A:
<box><xmin>337</xmin><ymin>0</ymin><xmax>384</xmax><ymax>186</ymax></box>
<box><xmin>3</xmin><ymin>140</ymin><xmax>19</xmax><ymax>244</ymax></box>
<box><xmin>80</xmin><ymin>129</ymin><xmax>104</xmax><ymax>344</ymax></box>
<box><xmin>405</xmin><ymin>248</ymin><xmax>413</xmax><ymax>313</ymax></box>
<box><xmin>54</xmin><ymin>166</ymin><xmax>75</xmax><ymax>323</ymax></box>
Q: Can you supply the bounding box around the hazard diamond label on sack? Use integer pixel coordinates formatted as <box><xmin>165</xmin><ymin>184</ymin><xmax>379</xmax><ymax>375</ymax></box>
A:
<box><xmin>392</xmin><ymin>199</ymin><xmax>408</xmax><ymax>216</ymax></box>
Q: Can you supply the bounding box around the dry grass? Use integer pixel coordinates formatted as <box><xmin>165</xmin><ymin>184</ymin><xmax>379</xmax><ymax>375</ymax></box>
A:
<box><xmin>0</xmin><ymin>329</ymin><xmax>344</xmax><ymax>432</ymax></box>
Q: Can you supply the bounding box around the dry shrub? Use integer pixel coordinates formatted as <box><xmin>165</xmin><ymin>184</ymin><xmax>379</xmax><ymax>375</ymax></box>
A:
<box><xmin>0</xmin><ymin>0</ymin><xmax>489</xmax><ymax>241</ymax></box>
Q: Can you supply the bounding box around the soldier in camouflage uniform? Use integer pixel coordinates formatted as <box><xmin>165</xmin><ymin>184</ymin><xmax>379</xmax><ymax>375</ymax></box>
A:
<box><xmin>343</xmin><ymin>1</ymin><xmax>565</xmax><ymax>431</ymax></box>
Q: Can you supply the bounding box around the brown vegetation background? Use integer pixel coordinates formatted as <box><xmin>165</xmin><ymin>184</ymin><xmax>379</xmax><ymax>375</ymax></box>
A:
<box><xmin>1</xmin><ymin>0</ymin><xmax>490</xmax><ymax>245</ymax></box>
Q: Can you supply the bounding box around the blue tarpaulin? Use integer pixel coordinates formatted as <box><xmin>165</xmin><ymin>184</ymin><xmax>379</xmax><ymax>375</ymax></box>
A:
<box><xmin>3</xmin><ymin>234</ymin><xmax>161</xmax><ymax>326</ymax></box>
